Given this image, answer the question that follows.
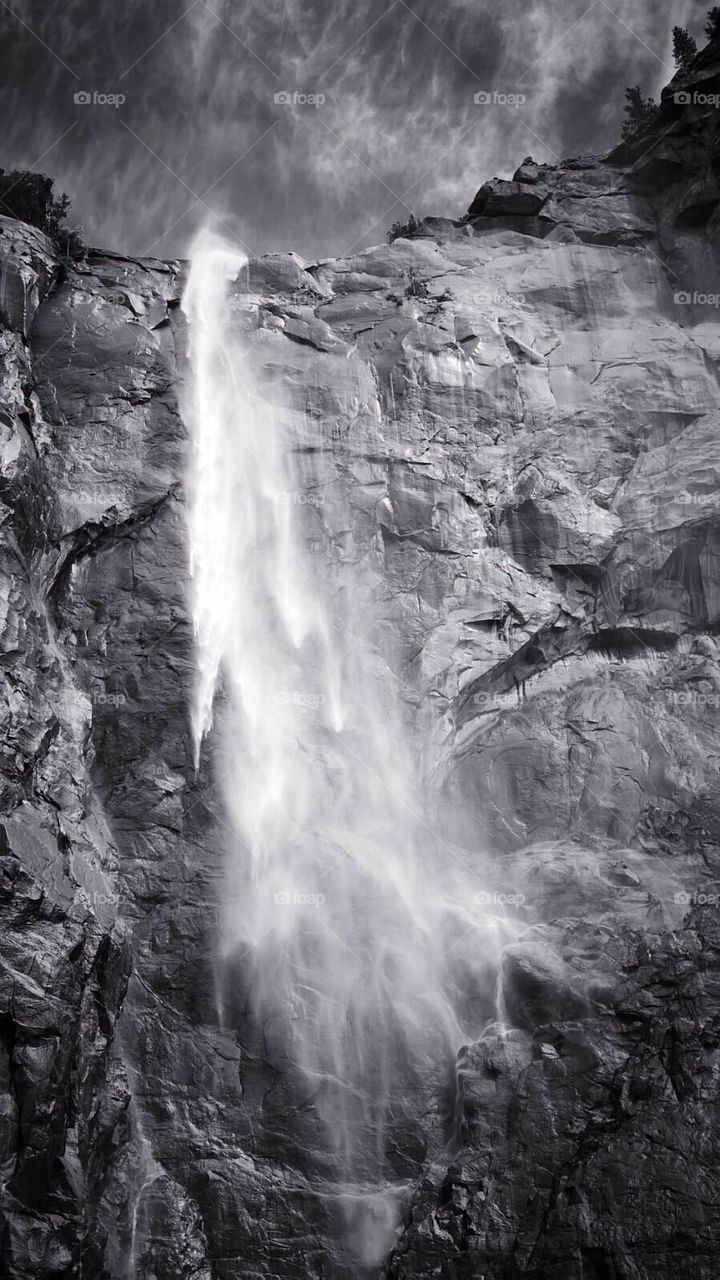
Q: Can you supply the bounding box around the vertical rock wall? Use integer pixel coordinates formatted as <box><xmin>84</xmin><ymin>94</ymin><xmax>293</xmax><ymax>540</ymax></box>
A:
<box><xmin>3</xmin><ymin>36</ymin><xmax>720</xmax><ymax>1276</ymax></box>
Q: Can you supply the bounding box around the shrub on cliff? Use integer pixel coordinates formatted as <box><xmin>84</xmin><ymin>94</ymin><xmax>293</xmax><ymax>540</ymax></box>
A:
<box><xmin>387</xmin><ymin>213</ymin><xmax>421</xmax><ymax>243</ymax></box>
<box><xmin>0</xmin><ymin>168</ymin><xmax>85</xmax><ymax>259</ymax></box>
<box><xmin>0</xmin><ymin>169</ymin><xmax>69</xmax><ymax>234</ymax></box>
<box><xmin>706</xmin><ymin>7</ymin><xmax>720</xmax><ymax>40</ymax></box>
<box><xmin>53</xmin><ymin>226</ymin><xmax>87</xmax><ymax>263</ymax></box>
<box><xmin>621</xmin><ymin>86</ymin><xmax>660</xmax><ymax>141</ymax></box>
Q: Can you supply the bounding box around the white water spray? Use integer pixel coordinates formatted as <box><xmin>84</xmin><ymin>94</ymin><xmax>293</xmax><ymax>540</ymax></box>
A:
<box><xmin>183</xmin><ymin>231</ymin><xmax>517</xmax><ymax>1269</ymax></box>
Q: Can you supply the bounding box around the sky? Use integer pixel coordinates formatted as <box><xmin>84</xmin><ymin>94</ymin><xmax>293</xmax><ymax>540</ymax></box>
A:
<box><xmin>0</xmin><ymin>0</ymin><xmax>702</xmax><ymax>261</ymax></box>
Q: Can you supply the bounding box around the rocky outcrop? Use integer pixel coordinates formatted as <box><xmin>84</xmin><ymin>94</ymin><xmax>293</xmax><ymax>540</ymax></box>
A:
<box><xmin>2</xmin><ymin>26</ymin><xmax>720</xmax><ymax>1280</ymax></box>
<box><xmin>387</xmin><ymin>906</ymin><xmax>720</xmax><ymax>1280</ymax></box>
<box><xmin>0</xmin><ymin>215</ymin><xmax>133</xmax><ymax>1277</ymax></box>
<box><xmin>465</xmin><ymin>155</ymin><xmax>657</xmax><ymax>246</ymax></box>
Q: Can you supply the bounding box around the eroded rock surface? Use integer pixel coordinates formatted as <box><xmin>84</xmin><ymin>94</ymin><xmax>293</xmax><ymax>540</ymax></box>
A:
<box><xmin>2</xmin><ymin>31</ymin><xmax>720</xmax><ymax>1280</ymax></box>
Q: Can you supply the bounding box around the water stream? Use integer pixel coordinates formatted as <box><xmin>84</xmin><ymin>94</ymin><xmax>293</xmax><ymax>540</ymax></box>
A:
<box><xmin>182</xmin><ymin>231</ymin><xmax>517</xmax><ymax>1270</ymax></box>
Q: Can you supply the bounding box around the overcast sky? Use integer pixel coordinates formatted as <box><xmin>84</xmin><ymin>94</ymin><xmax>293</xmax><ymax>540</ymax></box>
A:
<box><xmin>0</xmin><ymin>0</ymin><xmax>701</xmax><ymax>260</ymax></box>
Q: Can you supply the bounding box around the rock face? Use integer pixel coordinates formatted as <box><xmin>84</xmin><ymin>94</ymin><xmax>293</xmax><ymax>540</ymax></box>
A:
<box><xmin>0</xmin><ymin>217</ymin><xmax>134</xmax><ymax>1278</ymax></box>
<box><xmin>2</xmin><ymin>31</ymin><xmax>720</xmax><ymax>1280</ymax></box>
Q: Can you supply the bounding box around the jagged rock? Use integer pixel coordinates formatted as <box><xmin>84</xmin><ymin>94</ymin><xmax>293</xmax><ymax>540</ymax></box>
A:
<box><xmin>467</xmin><ymin>155</ymin><xmax>658</xmax><ymax>245</ymax></box>
<box><xmin>1</xmin><ymin>26</ymin><xmax>720</xmax><ymax>1280</ymax></box>
<box><xmin>501</xmin><ymin>939</ymin><xmax>590</xmax><ymax>1028</ymax></box>
<box><xmin>386</xmin><ymin>912</ymin><xmax>720</xmax><ymax>1280</ymax></box>
<box><xmin>467</xmin><ymin>179</ymin><xmax>548</xmax><ymax>219</ymax></box>
<box><xmin>0</xmin><ymin>216</ymin><xmax>57</xmax><ymax>338</ymax></box>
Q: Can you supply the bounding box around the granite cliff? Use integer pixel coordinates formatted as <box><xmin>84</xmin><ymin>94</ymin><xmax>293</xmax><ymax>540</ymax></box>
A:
<box><xmin>1</xmin><ymin>31</ymin><xmax>720</xmax><ymax>1280</ymax></box>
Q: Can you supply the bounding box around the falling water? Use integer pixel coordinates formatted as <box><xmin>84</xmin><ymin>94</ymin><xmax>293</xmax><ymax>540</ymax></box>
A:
<box><xmin>182</xmin><ymin>231</ymin><xmax>518</xmax><ymax>1270</ymax></box>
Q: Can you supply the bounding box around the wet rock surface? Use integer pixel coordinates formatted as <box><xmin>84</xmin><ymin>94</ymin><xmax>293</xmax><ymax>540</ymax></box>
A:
<box><xmin>2</xmin><ymin>33</ymin><xmax>720</xmax><ymax>1280</ymax></box>
<box><xmin>386</xmin><ymin>908</ymin><xmax>720</xmax><ymax>1280</ymax></box>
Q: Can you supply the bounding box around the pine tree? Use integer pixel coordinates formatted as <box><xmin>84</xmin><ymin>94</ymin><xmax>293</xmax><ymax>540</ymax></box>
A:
<box><xmin>0</xmin><ymin>169</ymin><xmax>84</xmax><ymax>258</ymax></box>
<box><xmin>621</xmin><ymin>87</ymin><xmax>659</xmax><ymax>141</ymax></box>
<box><xmin>673</xmin><ymin>26</ymin><xmax>697</xmax><ymax>67</ymax></box>
<box><xmin>706</xmin><ymin>7</ymin><xmax>720</xmax><ymax>40</ymax></box>
<box><xmin>0</xmin><ymin>170</ymin><xmax>70</xmax><ymax>236</ymax></box>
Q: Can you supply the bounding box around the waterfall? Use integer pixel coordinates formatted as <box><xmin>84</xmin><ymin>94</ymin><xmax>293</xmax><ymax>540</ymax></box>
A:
<box><xmin>182</xmin><ymin>231</ymin><xmax>516</xmax><ymax>1270</ymax></box>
